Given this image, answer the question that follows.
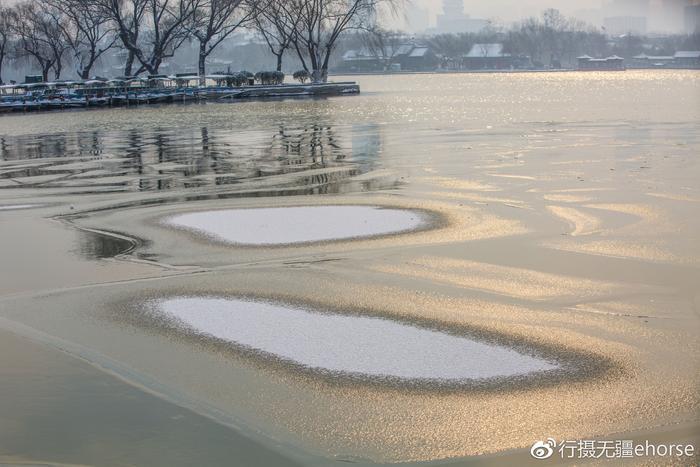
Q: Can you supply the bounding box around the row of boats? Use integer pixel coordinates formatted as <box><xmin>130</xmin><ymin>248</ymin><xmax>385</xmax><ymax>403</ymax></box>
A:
<box><xmin>0</xmin><ymin>88</ymin><xmax>219</xmax><ymax>113</ymax></box>
<box><xmin>0</xmin><ymin>76</ymin><xmax>360</xmax><ymax>113</ymax></box>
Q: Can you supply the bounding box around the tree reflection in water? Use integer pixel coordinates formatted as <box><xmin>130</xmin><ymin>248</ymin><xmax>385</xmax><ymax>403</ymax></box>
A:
<box><xmin>0</xmin><ymin>122</ymin><xmax>383</xmax><ymax>194</ymax></box>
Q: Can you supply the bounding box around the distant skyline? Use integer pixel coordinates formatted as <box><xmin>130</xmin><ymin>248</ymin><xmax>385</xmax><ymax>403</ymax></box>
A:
<box><xmin>397</xmin><ymin>0</ymin><xmax>694</xmax><ymax>33</ymax></box>
<box><xmin>411</xmin><ymin>0</ymin><xmax>605</xmax><ymax>22</ymax></box>
<box><xmin>1</xmin><ymin>0</ymin><xmax>694</xmax><ymax>33</ymax></box>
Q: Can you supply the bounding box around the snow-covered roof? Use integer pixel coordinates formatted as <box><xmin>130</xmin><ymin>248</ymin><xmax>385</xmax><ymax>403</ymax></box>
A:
<box><xmin>343</xmin><ymin>44</ymin><xmax>431</xmax><ymax>61</ymax></box>
<box><xmin>578</xmin><ymin>55</ymin><xmax>624</xmax><ymax>61</ymax></box>
<box><xmin>395</xmin><ymin>44</ymin><xmax>414</xmax><ymax>56</ymax></box>
<box><xmin>409</xmin><ymin>47</ymin><xmax>430</xmax><ymax>58</ymax></box>
<box><xmin>207</xmin><ymin>58</ymin><xmax>233</xmax><ymax>65</ymax></box>
<box><xmin>342</xmin><ymin>48</ymin><xmax>375</xmax><ymax>61</ymax></box>
<box><xmin>170</xmin><ymin>75</ymin><xmax>199</xmax><ymax>80</ymax></box>
<box><xmin>465</xmin><ymin>44</ymin><xmax>506</xmax><ymax>58</ymax></box>
<box><xmin>674</xmin><ymin>51</ymin><xmax>700</xmax><ymax>59</ymax></box>
<box><xmin>634</xmin><ymin>54</ymin><xmax>674</xmax><ymax>60</ymax></box>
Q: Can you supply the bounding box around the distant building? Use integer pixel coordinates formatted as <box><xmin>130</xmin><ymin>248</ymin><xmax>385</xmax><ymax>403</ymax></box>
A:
<box><xmin>433</xmin><ymin>0</ymin><xmax>489</xmax><ymax>34</ymax></box>
<box><xmin>674</xmin><ymin>51</ymin><xmax>700</xmax><ymax>69</ymax></box>
<box><xmin>630</xmin><ymin>54</ymin><xmax>675</xmax><ymax>68</ymax></box>
<box><xmin>656</xmin><ymin>0</ymin><xmax>686</xmax><ymax>32</ymax></box>
<box><xmin>603</xmin><ymin>0</ymin><xmax>649</xmax><ymax>17</ymax></box>
<box><xmin>630</xmin><ymin>51</ymin><xmax>700</xmax><ymax>69</ymax></box>
<box><xmin>402</xmin><ymin>47</ymin><xmax>438</xmax><ymax>70</ymax></box>
<box><xmin>603</xmin><ymin>15</ymin><xmax>648</xmax><ymax>35</ymax></box>
<box><xmin>339</xmin><ymin>44</ymin><xmax>439</xmax><ymax>72</ymax></box>
<box><xmin>685</xmin><ymin>5</ymin><xmax>700</xmax><ymax>34</ymax></box>
<box><xmin>461</xmin><ymin>44</ymin><xmax>527</xmax><ymax>70</ymax></box>
<box><xmin>601</xmin><ymin>0</ymin><xmax>649</xmax><ymax>34</ymax></box>
<box><xmin>577</xmin><ymin>55</ymin><xmax>626</xmax><ymax>70</ymax></box>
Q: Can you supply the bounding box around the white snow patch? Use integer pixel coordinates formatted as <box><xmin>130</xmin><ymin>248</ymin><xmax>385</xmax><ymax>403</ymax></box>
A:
<box><xmin>164</xmin><ymin>205</ymin><xmax>428</xmax><ymax>245</ymax></box>
<box><xmin>157</xmin><ymin>297</ymin><xmax>558</xmax><ymax>381</ymax></box>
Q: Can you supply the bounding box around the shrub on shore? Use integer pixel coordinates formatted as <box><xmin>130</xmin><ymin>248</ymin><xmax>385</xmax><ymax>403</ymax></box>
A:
<box><xmin>293</xmin><ymin>70</ymin><xmax>310</xmax><ymax>84</ymax></box>
<box><xmin>230</xmin><ymin>73</ymin><xmax>247</xmax><ymax>87</ymax></box>
<box><xmin>254</xmin><ymin>71</ymin><xmax>285</xmax><ymax>85</ymax></box>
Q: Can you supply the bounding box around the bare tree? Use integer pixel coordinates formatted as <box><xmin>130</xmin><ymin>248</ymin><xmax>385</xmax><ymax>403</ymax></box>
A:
<box><xmin>189</xmin><ymin>0</ymin><xmax>254</xmax><ymax>83</ymax></box>
<box><xmin>0</xmin><ymin>1</ymin><xmax>10</xmax><ymax>84</ymax></box>
<box><xmin>361</xmin><ymin>26</ymin><xmax>405</xmax><ymax>70</ymax></box>
<box><xmin>9</xmin><ymin>1</ymin><xmax>69</xmax><ymax>81</ymax></box>
<box><xmin>99</xmin><ymin>0</ymin><xmax>202</xmax><ymax>75</ymax></box>
<box><xmin>290</xmin><ymin>0</ymin><xmax>402</xmax><ymax>83</ymax></box>
<box><xmin>428</xmin><ymin>33</ymin><xmax>474</xmax><ymax>61</ymax></box>
<box><xmin>251</xmin><ymin>0</ymin><xmax>300</xmax><ymax>72</ymax></box>
<box><xmin>111</xmin><ymin>0</ymin><xmax>147</xmax><ymax>76</ymax></box>
<box><xmin>47</xmin><ymin>0</ymin><xmax>117</xmax><ymax>79</ymax></box>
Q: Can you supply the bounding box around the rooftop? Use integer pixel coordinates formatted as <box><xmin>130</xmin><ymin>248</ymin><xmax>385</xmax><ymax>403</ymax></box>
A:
<box><xmin>465</xmin><ymin>44</ymin><xmax>508</xmax><ymax>58</ymax></box>
<box><xmin>674</xmin><ymin>51</ymin><xmax>700</xmax><ymax>59</ymax></box>
<box><xmin>343</xmin><ymin>44</ymin><xmax>431</xmax><ymax>62</ymax></box>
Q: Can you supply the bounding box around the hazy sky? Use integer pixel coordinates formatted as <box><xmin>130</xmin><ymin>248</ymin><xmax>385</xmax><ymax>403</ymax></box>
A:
<box><xmin>396</xmin><ymin>0</ymin><xmax>691</xmax><ymax>32</ymax></box>
<box><xmin>412</xmin><ymin>0</ymin><xmax>604</xmax><ymax>22</ymax></box>
<box><xmin>1</xmin><ymin>0</ymin><xmax>692</xmax><ymax>32</ymax></box>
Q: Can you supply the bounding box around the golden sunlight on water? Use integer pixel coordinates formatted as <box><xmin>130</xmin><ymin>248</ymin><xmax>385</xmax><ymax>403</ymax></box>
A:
<box><xmin>0</xmin><ymin>70</ymin><xmax>698</xmax><ymax>465</ymax></box>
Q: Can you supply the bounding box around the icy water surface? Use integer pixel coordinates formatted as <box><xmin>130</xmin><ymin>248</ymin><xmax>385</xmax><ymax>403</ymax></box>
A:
<box><xmin>0</xmin><ymin>120</ymin><xmax>380</xmax><ymax>194</ymax></box>
<box><xmin>164</xmin><ymin>206</ymin><xmax>428</xmax><ymax>245</ymax></box>
<box><xmin>0</xmin><ymin>204</ymin><xmax>38</xmax><ymax>210</ymax></box>
<box><xmin>1</xmin><ymin>71</ymin><xmax>699</xmax><ymax>465</ymax></box>
<box><xmin>157</xmin><ymin>297</ymin><xmax>557</xmax><ymax>380</ymax></box>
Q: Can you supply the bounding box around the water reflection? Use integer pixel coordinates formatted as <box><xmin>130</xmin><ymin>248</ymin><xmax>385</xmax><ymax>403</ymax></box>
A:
<box><xmin>0</xmin><ymin>123</ymin><xmax>383</xmax><ymax>194</ymax></box>
<box><xmin>75</xmin><ymin>230</ymin><xmax>134</xmax><ymax>259</ymax></box>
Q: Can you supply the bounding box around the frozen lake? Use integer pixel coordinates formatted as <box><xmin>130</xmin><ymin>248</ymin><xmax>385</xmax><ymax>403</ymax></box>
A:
<box><xmin>1</xmin><ymin>71</ymin><xmax>698</xmax><ymax>464</ymax></box>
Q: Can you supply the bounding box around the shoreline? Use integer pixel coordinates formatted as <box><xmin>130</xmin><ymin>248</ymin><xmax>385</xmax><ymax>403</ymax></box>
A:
<box><xmin>332</xmin><ymin>67</ymin><xmax>700</xmax><ymax>77</ymax></box>
<box><xmin>0</xmin><ymin>82</ymin><xmax>360</xmax><ymax>115</ymax></box>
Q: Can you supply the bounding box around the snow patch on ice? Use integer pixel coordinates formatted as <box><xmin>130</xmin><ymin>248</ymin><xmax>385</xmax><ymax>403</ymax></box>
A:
<box><xmin>157</xmin><ymin>297</ymin><xmax>558</xmax><ymax>381</ymax></box>
<box><xmin>164</xmin><ymin>205</ymin><xmax>428</xmax><ymax>245</ymax></box>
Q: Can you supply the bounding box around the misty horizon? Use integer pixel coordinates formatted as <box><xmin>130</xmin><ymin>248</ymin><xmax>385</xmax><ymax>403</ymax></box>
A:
<box><xmin>0</xmin><ymin>0</ymin><xmax>695</xmax><ymax>33</ymax></box>
<box><xmin>395</xmin><ymin>0</ymin><xmax>694</xmax><ymax>34</ymax></box>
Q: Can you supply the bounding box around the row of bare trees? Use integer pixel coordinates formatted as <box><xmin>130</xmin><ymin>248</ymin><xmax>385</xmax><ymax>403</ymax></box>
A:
<box><xmin>0</xmin><ymin>0</ymin><xmax>401</xmax><ymax>84</ymax></box>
